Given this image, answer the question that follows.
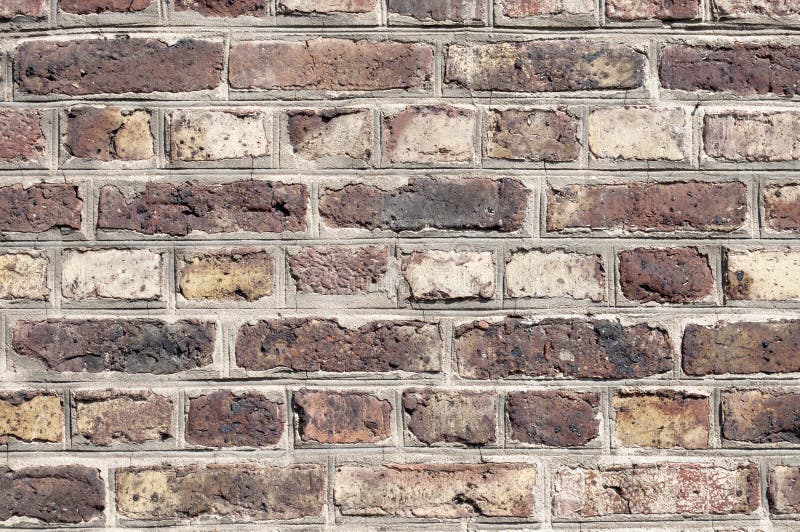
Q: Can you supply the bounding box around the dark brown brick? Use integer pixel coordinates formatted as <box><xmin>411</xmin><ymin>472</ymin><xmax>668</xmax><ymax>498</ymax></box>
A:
<box><xmin>547</xmin><ymin>181</ymin><xmax>748</xmax><ymax>234</ymax></box>
<box><xmin>97</xmin><ymin>181</ymin><xmax>307</xmax><ymax>236</ymax></box>
<box><xmin>0</xmin><ymin>465</ymin><xmax>104</xmax><ymax>524</ymax></box>
<box><xmin>1</xmin><ymin>0</ymin><xmax>45</xmax><ymax>19</ymax></box>
<box><xmin>288</xmin><ymin>246</ymin><xmax>389</xmax><ymax>295</ymax></box>
<box><xmin>229</xmin><ymin>38</ymin><xmax>433</xmax><ymax>92</ymax></box>
<box><xmin>769</xmin><ymin>466</ymin><xmax>800</xmax><ymax>514</ymax></box>
<box><xmin>606</xmin><ymin>0</ymin><xmax>699</xmax><ymax>20</ymax></box>
<box><xmin>455</xmin><ymin>318</ymin><xmax>673</xmax><ymax>379</ymax></box>
<box><xmin>618</xmin><ymin>247</ymin><xmax>714</xmax><ymax>304</ymax></box>
<box><xmin>235</xmin><ymin>318</ymin><xmax>442</xmax><ymax>373</ymax></box>
<box><xmin>660</xmin><ymin>43</ymin><xmax>800</xmax><ymax>97</ymax></box>
<box><xmin>319</xmin><ymin>178</ymin><xmax>528</xmax><ymax>232</ymax></box>
<box><xmin>0</xmin><ymin>183</ymin><xmax>81</xmax><ymax>233</ymax></box>
<box><xmin>73</xmin><ymin>391</ymin><xmax>173</xmax><ymax>446</ymax></box>
<box><xmin>186</xmin><ymin>390</ymin><xmax>284</xmax><ymax>448</ymax></box>
<box><xmin>403</xmin><ymin>389</ymin><xmax>496</xmax><ymax>445</ymax></box>
<box><xmin>0</xmin><ymin>109</ymin><xmax>45</xmax><ymax>163</ymax></box>
<box><xmin>765</xmin><ymin>184</ymin><xmax>800</xmax><ymax>233</ymax></box>
<box><xmin>506</xmin><ymin>390</ymin><xmax>600</xmax><ymax>446</ymax></box>
<box><xmin>60</xmin><ymin>0</ymin><xmax>151</xmax><ymax>14</ymax></box>
<box><xmin>12</xmin><ymin>319</ymin><xmax>215</xmax><ymax>374</ymax></box>
<box><xmin>175</xmin><ymin>0</ymin><xmax>268</xmax><ymax>17</ymax></box>
<box><xmin>722</xmin><ymin>389</ymin><xmax>800</xmax><ymax>444</ymax></box>
<box><xmin>484</xmin><ymin>108</ymin><xmax>579</xmax><ymax>162</ymax></box>
<box><xmin>64</xmin><ymin>107</ymin><xmax>153</xmax><ymax>162</ymax></box>
<box><xmin>388</xmin><ymin>0</ymin><xmax>484</xmax><ymax>23</ymax></box>
<box><xmin>15</xmin><ymin>38</ymin><xmax>223</xmax><ymax>96</ymax></box>
<box><xmin>683</xmin><ymin>320</ymin><xmax>800</xmax><ymax>376</ymax></box>
<box><xmin>294</xmin><ymin>390</ymin><xmax>391</xmax><ymax>444</ymax></box>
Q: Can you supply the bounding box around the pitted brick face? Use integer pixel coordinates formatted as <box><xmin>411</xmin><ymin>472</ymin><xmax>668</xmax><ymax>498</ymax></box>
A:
<box><xmin>506</xmin><ymin>390</ymin><xmax>600</xmax><ymax>446</ymax></box>
<box><xmin>186</xmin><ymin>390</ymin><xmax>284</xmax><ymax>448</ymax></box>
<box><xmin>722</xmin><ymin>390</ymin><xmax>800</xmax><ymax>443</ymax></box>
<box><xmin>765</xmin><ymin>184</ymin><xmax>800</xmax><ymax>232</ymax></box>
<box><xmin>59</xmin><ymin>0</ymin><xmax>151</xmax><ymax>14</ymax></box>
<box><xmin>403</xmin><ymin>389</ymin><xmax>497</xmax><ymax>445</ymax></box>
<box><xmin>618</xmin><ymin>247</ymin><xmax>714</xmax><ymax>304</ymax></box>
<box><xmin>294</xmin><ymin>390</ymin><xmax>392</xmax><ymax>444</ymax></box>
<box><xmin>0</xmin><ymin>184</ymin><xmax>82</xmax><ymax>233</ymax></box>
<box><xmin>175</xmin><ymin>0</ymin><xmax>269</xmax><ymax>17</ymax></box>
<box><xmin>0</xmin><ymin>392</ymin><xmax>63</xmax><ymax>443</ymax></box>
<box><xmin>485</xmin><ymin>108</ymin><xmax>579</xmax><ymax>162</ymax></box>
<box><xmin>612</xmin><ymin>390</ymin><xmax>710</xmax><ymax>449</ymax></box>
<box><xmin>1</xmin><ymin>0</ymin><xmax>45</xmax><ymax>19</ymax></box>
<box><xmin>606</xmin><ymin>0</ymin><xmax>699</xmax><ymax>20</ymax></box>
<box><xmin>73</xmin><ymin>391</ymin><xmax>173</xmax><ymax>446</ymax></box>
<box><xmin>289</xmin><ymin>246</ymin><xmax>389</xmax><ymax>295</ymax></box>
<box><xmin>0</xmin><ymin>109</ymin><xmax>45</xmax><ymax>163</ymax></box>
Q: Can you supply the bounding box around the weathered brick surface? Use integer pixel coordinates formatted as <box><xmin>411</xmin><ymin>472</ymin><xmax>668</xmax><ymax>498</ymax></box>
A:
<box><xmin>60</xmin><ymin>0</ymin><xmax>150</xmax><ymax>14</ymax></box>
<box><xmin>506</xmin><ymin>390</ymin><xmax>600</xmax><ymax>446</ymax></box>
<box><xmin>286</xmin><ymin>108</ymin><xmax>372</xmax><ymax>165</ymax></box>
<box><xmin>388</xmin><ymin>0</ymin><xmax>484</xmax><ymax>23</ymax></box>
<box><xmin>606</xmin><ymin>0</ymin><xmax>699</xmax><ymax>20</ymax></box>
<box><xmin>402</xmin><ymin>250</ymin><xmax>495</xmax><ymax>301</ymax></box>
<box><xmin>294</xmin><ymin>390</ymin><xmax>391</xmax><ymax>444</ymax></box>
<box><xmin>0</xmin><ymin>109</ymin><xmax>45</xmax><ymax>163</ymax></box>
<box><xmin>383</xmin><ymin>105</ymin><xmax>476</xmax><ymax>164</ymax></box>
<box><xmin>725</xmin><ymin>249</ymin><xmax>800</xmax><ymax>301</ymax></box>
<box><xmin>175</xmin><ymin>0</ymin><xmax>267</xmax><ymax>17</ymax></box>
<box><xmin>0</xmin><ymin>252</ymin><xmax>49</xmax><ymax>300</ymax></box>
<box><xmin>277</xmin><ymin>0</ymin><xmax>375</xmax><ymax>14</ymax></box>
<box><xmin>169</xmin><ymin>110</ymin><xmax>270</xmax><ymax>162</ymax></box>
<box><xmin>497</xmin><ymin>0</ymin><xmax>596</xmax><ymax>19</ymax></box>
<box><xmin>0</xmin><ymin>184</ymin><xmax>82</xmax><ymax>233</ymax></box>
<box><xmin>704</xmin><ymin>111</ymin><xmax>800</xmax><ymax>162</ymax></box>
<box><xmin>769</xmin><ymin>466</ymin><xmax>800</xmax><ymax>514</ymax></box>
<box><xmin>722</xmin><ymin>389</ymin><xmax>800</xmax><ymax>443</ymax></box>
<box><xmin>73</xmin><ymin>390</ymin><xmax>172</xmax><ymax>445</ymax></box>
<box><xmin>186</xmin><ymin>390</ymin><xmax>284</xmax><ymax>447</ymax></box>
<box><xmin>484</xmin><ymin>108</ymin><xmax>579</xmax><ymax>162</ymax></box>
<box><xmin>588</xmin><ymin>107</ymin><xmax>688</xmax><ymax>161</ymax></box>
<box><xmin>64</xmin><ymin>107</ymin><xmax>153</xmax><ymax>162</ymax></box>
<box><xmin>618</xmin><ymin>247</ymin><xmax>714</xmax><ymax>304</ymax></box>
<box><xmin>713</xmin><ymin>0</ymin><xmax>800</xmax><ymax>20</ymax></box>
<box><xmin>1</xmin><ymin>0</ymin><xmax>45</xmax><ymax>19</ymax></box>
<box><xmin>178</xmin><ymin>249</ymin><xmax>274</xmax><ymax>301</ymax></box>
<box><xmin>613</xmin><ymin>390</ymin><xmax>710</xmax><ymax>448</ymax></box>
<box><xmin>61</xmin><ymin>248</ymin><xmax>163</xmax><ymax>301</ymax></box>
<box><xmin>506</xmin><ymin>249</ymin><xmax>605</xmax><ymax>301</ymax></box>
<box><xmin>289</xmin><ymin>246</ymin><xmax>388</xmax><ymax>295</ymax></box>
<box><xmin>0</xmin><ymin>392</ymin><xmax>63</xmax><ymax>443</ymax></box>
<box><xmin>765</xmin><ymin>184</ymin><xmax>800</xmax><ymax>232</ymax></box>
<box><xmin>403</xmin><ymin>389</ymin><xmax>496</xmax><ymax>445</ymax></box>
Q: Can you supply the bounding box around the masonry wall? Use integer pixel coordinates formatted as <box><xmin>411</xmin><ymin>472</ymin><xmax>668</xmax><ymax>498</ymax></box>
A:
<box><xmin>0</xmin><ymin>0</ymin><xmax>799</xmax><ymax>530</ymax></box>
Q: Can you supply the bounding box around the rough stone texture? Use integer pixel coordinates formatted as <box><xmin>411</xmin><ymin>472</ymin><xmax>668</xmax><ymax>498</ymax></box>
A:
<box><xmin>294</xmin><ymin>390</ymin><xmax>391</xmax><ymax>444</ymax></box>
<box><xmin>0</xmin><ymin>466</ymin><xmax>105</xmax><ymax>524</ymax></box>
<box><xmin>505</xmin><ymin>249</ymin><xmax>605</xmax><ymax>301</ymax></box>
<box><xmin>769</xmin><ymin>466</ymin><xmax>800</xmax><ymax>514</ymax></box>
<box><xmin>484</xmin><ymin>108</ymin><xmax>579</xmax><ymax>162</ymax></box>
<box><xmin>506</xmin><ymin>390</ymin><xmax>600</xmax><ymax>446</ymax></box>
<box><xmin>320</xmin><ymin>178</ymin><xmax>528</xmax><ymax>232</ymax></box>
<box><xmin>116</xmin><ymin>464</ymin><xmax>325</xmax><ymax>520</ymax></box>
<box><xmin>683</xmin><ymin>320</ymin><xmax>800</xmax><ymax>375</ymax></box>
<box><xmin>765</xmin><ymin>184</ymin><xmax>800</xmax><ymax>232</ymax></box>
<box><xmin>334</xmin><ymin>463</ymin><xmax>537</xmax><ymax>518</ymax></box>
<box><xmin>383</xmin><ymin>105</ymin><xmax>476</xmax><ymax>164</ymax></box>
<box><xmin>12</xmin><ymin>319</ymin><xmax>215</xmax><ymax>374</ymax></box>
<box><xmin>402</xmin><ymin>250</ymin><xmax>495</xmax><ymax>301</ymax></box>
<box><xmin>15</xmin><ymin>38</ymin><xmax>223</xmax><ymax>96</ymax></box>
<box><xmin>618</xmin><ymin>247</ymin><xmax>714</xmax><ymax>304</ymax></box>
<box><xmin>553</xmin><ymin>463</ymin><xmax>760</xmax><ymax>518</ymax></box>
<box><xmin>713</xmin><ymin>0</ymin><xmax>800</xmax><ymax>20</ymax></box>
<box><xmin>660</xmin><ymin>43</ymin><xmax>800</xmax><ymax>97</ymax></box>
<box><xmin>612</xmin><ymin>390</ymin><xmax>710</xmax><ymax>449</ymax></box>
<box><xmin>547</xmin><ymin>181</ymin><xmax>747</xmax><ymax>234</ymax></box>
<box><xmin>497</xmin><ymin>0</ymin><xmax>595</xmax><ymax>18</ymax></box>
<box><xmin>61</xmin><ymin>248</ymin><xmax>163</xmax><ymax>301</ymax></box>
<box><xmin>229</xmin><ymin>39</ymin><xmax>433</xmax><ymax>91</ymax></box>
<box><xmin>725</xmin><ymin>249</ymin><xmax>800</xmax><ymax>301</ymax></box>
<box><xmin>287</xmin><ymin>109</ymin><xmax>372</xmax><ymax>163</ymax></box>
<box><xmin>0</xmin><ymin>109</ymin><xmax>45</xmax><ymax>162</ymax></box>
<box><xmin>178</xmin><ymin>249</ymin><xmax>274</xmax><ymax>301</ymax></box>
<box><xmin>277</xmin><ymin>0</ymin><xmax>375</xmax><ymax>14</ymax></box>
<box><xmin>0</xmin><ymin>252</ymin><xmax>49</xmax><ymax>300</ymax></box>
<box><xmin>722</xmin><ymin>390</ymin><xmax>800</xmax><ymax>443</ymax></box>
<box><xmin>704</xmin><ymin>112</ymin><xmax>800</xmax><ymax>162</ymax></box>
<box><xmin>175</xmin><ymin>0</ymin><xmax>268</xmax><ymax>17</ymax></box>
<box><xmin>455</xmin><ymin>318</ymin><xmax>673</xmax><ymax>379</ymax></box>
<box><xmin>588</xmin><ymin>107</ymin><xmax>688</xmax><ymax>161</ymax></box>
<box><xmin>403</xmin><ymin>389</ymin><xmax>496</xmax><ymax>445</ymax></box>
<box><xmin>170</xmin><ymin>110</ymin><xmax>270</xmax><ymax>161</ymax></box>
<box><xmin>97</xmin><ymin>181</ymin><xmax>307</xmax><ymax>236</ymax></box>
<box><xmin>186</xmin><ymin>390</ymin><xmax>284</xmax><ymax>447</ymax></box>
<box><xmin>0</xmin><ymin>183</ymin><xmax>82</xmax><ymax>233</ymax></box>
<box><xmin>606</xmin><ymin>0</ymin><xmax>699</xmax><ymax>20</ymax></box>
<box><xmin>388</xmin><ymin>0</ymin><xmax>484</xmax><ymax>23</ymax></box>
<box><xmin>0</xmin><ymin>392</ymin><xmax>63</xmax><ymax>443</ymax></box>
<box><xmin>236</xmin><ymin>318</ymin><xmax>442</xmax><ymax>373</ymax></box>
<box><xmin>64</xmin><ymin>107</ymin><xmax>153</xmax><ymax>162</ymax></box>
<box><xmin>73</xmin><ymin>391</ymin><xmax>173</xmax><ymax>446</ymax></box>
<box><xmin>60</xmin><ymin>0</ymin><xmax>150</xmax><ymax>14</ymax></box>
<box><xmin>445</xmin><ymin>41</ymin><xmax>646</xmax><ymax>92</ymax></box>
<box><xmin>0</xmin><ymin>0</ymin><xmax>45</xmax><ymax>19</ymax></box>
<box><xmin>289</xmin><ymin>246</ymin><xmax>388</xmax><ymax>295</ymax></box>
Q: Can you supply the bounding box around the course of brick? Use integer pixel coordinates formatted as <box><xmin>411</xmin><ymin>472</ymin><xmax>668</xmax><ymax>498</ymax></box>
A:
<box><xmin>1</xmin><ymin>0</ymin><xmax>799</xmax><ymax>530</ymax></box>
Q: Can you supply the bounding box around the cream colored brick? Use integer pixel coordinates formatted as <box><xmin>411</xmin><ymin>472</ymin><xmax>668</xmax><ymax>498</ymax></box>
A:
<box><xmin>726</xmin><ymin>249</ymin><xmax>800</xmax><ymax>301</ymax></box>
<box><xmin>61</xmin><ymin>249</ymin><xmax>163</xmax><ymax>301</ymax></box>
<box><xmin>0</xmin><ymin>393</ymin><xmax>63</xmax><ymax>443</ymax></box>
<box><xmin>403</xmin><ymin>250</ymin><xmax>495</xmax><ymax>300</ymax></box>
<box><xmin>0</xmin><ymin>252</ymin><xmax>48</xmax><ymax>300</ymax></box>
<box><xmin>505</xmin><ymin>250</ymin><xmax>605</xmax><ymax>301</ymax></box>
<box><xmin>170</xmin><ymin>110</ymin><xmax>270</xmax><ymax>161</ymax></box>
<box><xmin>589</xmin><ymin>107</ymin><xmax>688</xmax><ymax>161</ymax></box>
<box><xmin>384</xmin><ymin>106</ymin><xmax>476</xmax><ymax>164</ymax></box>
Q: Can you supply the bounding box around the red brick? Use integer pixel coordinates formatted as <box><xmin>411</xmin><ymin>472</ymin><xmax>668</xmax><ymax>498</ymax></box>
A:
<box><xmin>506</xmin><ymin>390</ymin><xmax>600</xmax><ymax>446</ymax></box>
<box><xmin>288</xmin><ymin>246</ymin><xmax>389</xmax><ymax>295</ymax></box>
<box><xmin>186</xmin><ymin>390</ymin><xmax>284</xmax><ymax>447</ymax></box>
<box><xmin>1</xmin><ymin>0</ymin><xmax>45</xmax><ymax>19</ymax></box>
<box><xmin>294</xmin><ymin>390</ymin><xmax>391</xmax><ymax>444</ymax></box>
<box><xmin>0</xmin><ymin>109</ymin><xmax>45</xmax><ymax>163</ymax></box>
<box><xmin>0</xmin><ymin>183</ymin><xmax>81</xmax><ymax>233</ymax></box>
<box><xmin>497</xmin><ymin>0</ymin><xmax>595</xmax><ymax>19</ymax></box>
<box><xmin>64</xmin><ymin>107</ymin><xmax>153</xmax><ymax>162</ymax></box>
<box><xmin>618</xmin><ymin>247</ymin><xmax>714</xmax><ymax>304</ymax></box>
<box><xmin>403</xmin><ymin>389</ymin><xmax>496</xmax><ymax>445</ymax></box>
<box><xmin>714</xmin><ymin>0</ymin><xmax>800</xmax><ymax>20</ymax></box>
<box><xmin>73</xmin><ymin>391</ymin><xmax>172</xmax><ymax>446</ymax></box>
<box><xmin>60</xmin><ymin>0</ymin><xmax>151</xmax><ymax>14</ymax></box>
<box><xmin>606</xmin><ymin>0</ymin><xmax>699</xmax><ymax>21</ymax></box>
<box><xmin>175</xmin><ymin>0</ymin><xmax>267</xmax><ymax>17</ymax></box>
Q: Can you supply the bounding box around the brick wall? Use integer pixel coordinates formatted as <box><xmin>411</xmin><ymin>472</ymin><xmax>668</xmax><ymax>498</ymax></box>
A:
<box><xmin>0</xmin><ymin>0</ymin><xmax>799</xmax><ymax>530</ymax></box>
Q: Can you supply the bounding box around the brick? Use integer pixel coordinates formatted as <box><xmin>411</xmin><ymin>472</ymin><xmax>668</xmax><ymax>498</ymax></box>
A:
<box><xmin>61</xmin><ymin>248</ymin><xmax>163</xmax><ymax>302</ymax></box>
<box><xmin>64</xmin><ymin>107</ymin><xmax>153</xmax><ymax>162</ymax></box>
<box><xmin>15</xmin><ymin>38</ymin><xmax>223</xmax><ymax>96</ymax></box>
<box><xmin>334</xmin><ymin>463</ymin><xmax>537</xmax><ymax>518</ymax></box>
<box><xmin>618</xmin><ymin>247</ymin><xmax>714</xmax><ymax>304</ymax></box>
<box><xmin>0</xmin><ymin>252</ymin><xmax>49</xmax><ymax>300</ymax></box>
<box><xmin>612</xmin><ymin>390</ymin><xmax>710</xmax><ymax>449</ymax></box>
<box><xmin>769</xmin><ymin>466</ymin><xmax>800</xmax><ymax>514</ymax></box>
<box><xmin>713</xmin><ymin>0</ymin><xmax>800</xmax><ymax>20</ymax></box>
<box><xmin>403</xmin><ymin>389</ymin><xmax>496</xmax><ymax>445</ymax></box>
<box><xmin>286</xmin><ymin>109</ymin><xmax>372</xmax><ymax>164</ymax></box>
<box><xmin>683</xmin><ymin>320</ymin><xmax>800</xmax><ymax>376</ymax></box>
<box><xmin>0</xmin><ymin>466</ymin><xmax>105</xmax><ymax>524</ymax></box>
<box><xmin>0</xmin><ymin>183</ymin><xmax>82</xmax><ymax>233</ymax></box>
<box><xmin>722</xmin><ymin>389</ymin><xmax>800</xmax><ymax>443</ymax></box>
<box><xmin>236</xmin><ymin>318</ymin><xmax>442</xmax><ymax>373</ymax></box>
<box><xmin>116</xmin><ymin>464</ymin><xmax>325</xmax><ymax>520</ymax></box>
<box><xmin>606</xmin><ymin>0</ymin><xmax>699</xmax><ymax>20</ymax></box>
<box><xmin>169</xmin><ymin>110</ymin><xmax>270</xmax><ymax>162</ymax></box>
<box><xmin>178</xmin><ymin>249</ymin><xmax>274</xmax><ymax>302</ymax></box>
<box><xmin>288</xmin><ymin>246</ymin><xmax>388</xmax><ymax>295</ymax></box>
<box><xmin>765</xmin><ymin>184</ymin><xmax>800</xmax><ymax>232</ymax></box>
<box><xmin>294</xmin><ymin>390</ymin><xmax>391</xmax><ymax>444</ymax></box>
<box><xmin>277</xmin><ymin>0</ymin><xmax>375</xmax><ymax>14</ymax></box>
<box><xmin>60</xmin><ymin>0</ymin><xmax>150</xmax><ymax>13</ymax></box>
<box><xmin>588</xmin><ymin>107</ymin><xmax>688</xmax><ymax>161</ymax></box>
<box><xmin>660</xmin><ymin>43</ymin><xmax>800</xmax><ymax>97</ymax></box>
<box><xmin>175</xmin><ymin>0</ymin><xmax>267</xmax><ymax>17</ymax></box>
<box><xmin>383</xmin><ymin>105</ymin><xmax>476</xmax><ymax>164</ymax></box>
<box><xmin>186</xmin><ymin>390</ymin><xmax>284</xmax><ymax>447</ymax></box>
<box><xmin>455</xmin><ymin>318</ymin><xmax>673</xmax><ymax>379</ymax></box>
<box><xmin>505</xmin><ymin>249</ymin><xmax>605</xmax><ymax>301</ymax></box>
<box><xmin>12</xmin><ymin>319</ymin><xmax>215</xmax><ymax>374</ymax></box>
<box><xmin>73</xmin><ymin>391</ymin><xmax>172</xmax><ymax>446</ymax></box>
<box><xmin>496</xmin><ymin>0</ymin><xmax>595</xmax><ymax>18</ymax></box>
<box><xmin>704</xmin><ymin>111</ymin><xmax>800</xmax><ymax>162</ymax></box>
<box><xmin>320</xmin><ymin>178</ymin><xmax>528</xmax><ymax>232</ymax></box>
<box><xmin>0</xmin><ymin>0</ymin><xmax>45</xmax><ymax>19</ymax></box>
<box><xmin>97</xmin><ymin>181</ymin><xmax>307</xmax><ymax>236</ymax></box>
<box><xmin>0</xmin><ymin>392</ymin><xmax>62</xmax><ymax>443</ymax></box>
<box><xmin>402</xmin><ymin>250</ymin><xmax>495</xmax><ymax>301</ymax></box>
<box><xmin>547</xmin><ymin>181</ymin><xmax>747</xmax><ymax>234</ymax></box>
<box><xmin>553</xmin><ymin>463</ymin><xmax>759</xmax><ymax>518</ymax></box>
<box><xmin>506</xmin><ymin>390</ymin><xmax>600</xmax><ymax>446</ymax></box>
<box><xmin>229</xmin><ymin>38</ymin><xmax>433</xmax><ymax>92</ymax></box>
<box><xmin>725</xmin><ymin>249</ymin><xmax>800</xmax><ymax>301</ymax></box>
<box><xmin>445</xmin><ymin>41</ymin><xmax>646</xmax><ymax>92</ymax></box>
<box><xmin>0</xmin><ymin>109</ymin><xmax>45</xmax><ymax>163</ymax></box>
<box><xmin>388</xmin><ymin>0</ymin><xmax>484</xmax><ymax>23</ymax></box>
<box><xmin>485</xmin><ymin>108</ymin><xmax>579</xmax><ymax>162</ymax></box>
